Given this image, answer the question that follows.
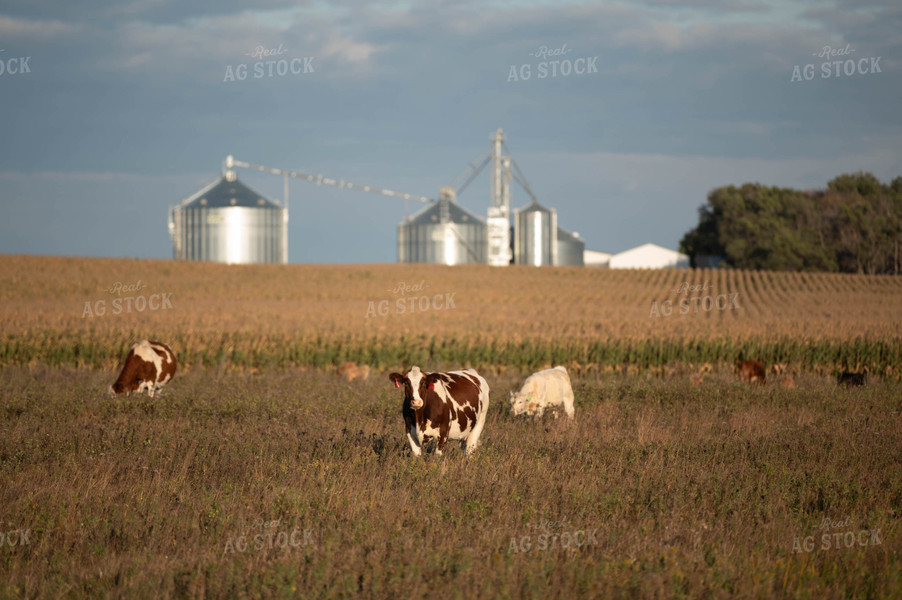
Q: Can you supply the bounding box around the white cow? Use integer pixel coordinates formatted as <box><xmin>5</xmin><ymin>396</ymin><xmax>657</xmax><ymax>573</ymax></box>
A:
<box><xmin>509</xmin><ymin>366</ymin><xmax>575</xmax><ymax>419</ymax></box>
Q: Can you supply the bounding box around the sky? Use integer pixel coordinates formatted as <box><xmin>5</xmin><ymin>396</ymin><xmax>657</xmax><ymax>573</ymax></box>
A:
<box><xmin>0</xmin><ymin>0</ymin><xmax>899</xmax><ymax>263</ymax></box>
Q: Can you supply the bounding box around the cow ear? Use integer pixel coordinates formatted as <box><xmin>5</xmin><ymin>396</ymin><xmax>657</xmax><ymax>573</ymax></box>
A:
<box><xmin>425</xmin><ymin>373</ymin><xmax>439</xmax><ymax>390</ymax></box>
<box><xmin>389</xmin><ymin>373</ymin><xmax>405</xmax><ymax>389</ymax></box>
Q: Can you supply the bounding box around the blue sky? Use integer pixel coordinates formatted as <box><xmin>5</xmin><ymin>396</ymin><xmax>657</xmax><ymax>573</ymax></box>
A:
<box><xmin>0</xmin><ymin>0</ymin><xmax>899</xmax><ymax>263</ymax></box>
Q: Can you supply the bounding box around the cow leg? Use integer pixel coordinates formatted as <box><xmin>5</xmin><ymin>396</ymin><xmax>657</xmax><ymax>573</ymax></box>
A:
<box><xmin>466</xmin><ymin>416</ymin><xmax>487</xmax><ymax>456</ymax></box>
<box><xmin>435</xmin><ymin>433</ymin><xmax>447</xmax><ymax>456</ymax></box>
<box><xmin>564</xmin><ymin>391</ymin><xmax>575</xmax><ymax>419</ymax></box>
<box><xmin>406</xmin><ymin>427</ymin><xmax>422</xmax><ymax>457</ymax></box>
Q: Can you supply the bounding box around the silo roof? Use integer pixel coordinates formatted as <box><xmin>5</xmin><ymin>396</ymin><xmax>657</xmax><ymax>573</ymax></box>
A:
<box><xmin>557</xmin><ymin>226</ymin><xmax>583</xmax><ymax>242</ymax></box>
<box><xmin>180</xmin><ymin>176</ymin><xmax>281</xmax><ymax>209</ymax></box>
<box><xmin>517</xmin><ymin>199</ymin><xmax>554</xmax><ymax>214</ymax></box>
<box><xmin>404</xmin><ymin>197</ymin><xmax>485</xmax><ymax>225</ymax></box>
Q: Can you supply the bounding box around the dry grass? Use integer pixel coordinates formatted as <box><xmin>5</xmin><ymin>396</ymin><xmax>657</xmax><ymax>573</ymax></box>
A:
<box><xmin>0</xmin><ymin>367</ymin><xmax>899</xmax><ymax>598</ymax></box>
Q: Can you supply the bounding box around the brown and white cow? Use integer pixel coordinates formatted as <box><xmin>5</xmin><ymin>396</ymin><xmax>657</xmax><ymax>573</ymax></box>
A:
<box><xmin>109</xmin><ymin>340</ymin><xmax>177</xmax><ymax>398</ymax></box>
<box><xmin>388</xmin><ymin>366</ymin><xmax>490</xmax><ymax>457</ymax></box>
<box><xmin>736</xmin><ymin>360</ymin><xmax>766</xmax><ymax>385</ymax></box>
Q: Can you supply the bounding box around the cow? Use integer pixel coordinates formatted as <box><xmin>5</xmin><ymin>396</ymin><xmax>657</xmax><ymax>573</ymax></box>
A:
<box><xmin>337</xmin><ymin>361</ymin><xmax>370</xmax><ymax>382</ymax></box>
<box><xmin>509</xmin><ymin>366</ymin><xmax>575</xmax><ymax>419</ymax></box>
<box><xmin>109</xmin><ymin>340</ymin><xmax>177</xmax><ymax>398</ymax></box>
<box><xmin>736</xmin><ymin>360</ymin><xmax>766</xmax><ymax>385</ymax></box>
<box><xmin>838</xmin><ymin>372</ymin><xmax>867</xmax><ymax>387</ymax></box>
<box><xmin>388</xmin><ymin>366</ymin><xmax>490</xmax><ymax>457</ymax></box>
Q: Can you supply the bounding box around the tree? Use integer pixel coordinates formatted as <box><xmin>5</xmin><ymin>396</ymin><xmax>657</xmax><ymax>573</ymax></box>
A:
<box><xmin>680</xmin><ymin>173</ymin><xmax>901</xmax><ymax>274</ymax></box>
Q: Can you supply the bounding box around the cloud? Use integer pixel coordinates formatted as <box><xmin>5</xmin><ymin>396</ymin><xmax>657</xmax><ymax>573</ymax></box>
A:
<box><xmin>0</xmin><ymin>169</ymin><xmax>212</xmax><ymax>186</ymax></box>
<box><xmin>76</xmin><ymin>10</ymin><xmax>386</xmax><ymax>80</ymax></box>
<box><xmin>529</xmin><ymin>146</ymin><xmax>902</xmax><ymax>204</ymax></box>
<box><xmin>0</xmin><ymin>14</ymin><xmax>78</xmax><ymax>40</ymax></box>
<box><xmin>315</xmin><ymin>32</ymin><xmax>383</xmax><ymax>63</ymax></box>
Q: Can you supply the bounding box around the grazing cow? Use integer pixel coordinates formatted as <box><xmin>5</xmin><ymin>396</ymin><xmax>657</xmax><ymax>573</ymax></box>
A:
<box><xmin>109</xmin><ymin>340</ymin><xmax>177</xmax><ymax>398</ymax></box>
<box><xmin>838</xmin><ymin>372</ymin><xmax>867</xmax><ymax>387</ymax></box>
<box><xmin>388</xmin><ymin>366</ymin><xmax>490</xmax><ymax>457</ymax></box>
<box><xmin>509</xmin><ymin>366</ymin><xmax>575</xmax><ymax>419</ymax></box>
<box><xmin>736</xmin><ymin>360</ymin><xmax>766</xmax><ymax>385</ymax></box>
<box><xmin>337</xmin><ymin>361</ymin><xmax>370</xmax><ymax>382</ymax></box>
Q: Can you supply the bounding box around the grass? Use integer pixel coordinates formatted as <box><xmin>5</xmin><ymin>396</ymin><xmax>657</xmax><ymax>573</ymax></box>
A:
<box><xmin>0</xmin><ymin>366</ymin><xmax>899</xmax><ymax>598</ymax></box>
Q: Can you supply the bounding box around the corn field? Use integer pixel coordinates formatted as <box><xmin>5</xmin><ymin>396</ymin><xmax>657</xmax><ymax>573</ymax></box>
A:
<box><xmin>1</xmin><ymin>255</ymin><xmax>900</xmax><ymax>375</ymax></box>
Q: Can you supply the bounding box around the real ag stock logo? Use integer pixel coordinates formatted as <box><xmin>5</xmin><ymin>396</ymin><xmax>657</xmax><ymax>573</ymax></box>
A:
<box><xmin>790</xmin><ymin>44</ymin><xmax>882</xmax><ymax>82</ymax></box>
<box><xmin>365</xmin><ymin>280</ymin><xmax>457</xmax><ymax>318</ymax></box>
<box><xmin>0</xmin><ymin>49</ymin><xmax>31</xmax><ymax>77</ymax></box>
<box><xmin>82</xmin><ymin>280</ymin><xmax>174</xmax><ymax>318</ymax></box>
<box><xmin>223</xmin><ymin>518</ymin><xmax>315</xmax><ymax>555</ymax></box>
<box><xmin>507</xmin><ymin>43</ymin><xmax>598</xmax><ymax>83</ymax></box>
<box><xmin>506</xmin><ymin>516</ymin><xmax>598</xmax><ymax>554</ymax></box>
<box><xmin>649</xmin><ymin>280</ymin><xmax>741</xmax><ymax>318</ymax></box>
<box><xmin>223</xmin><ymin>44</ymin><xmax>315</xmax><ymax>82</ymax></box>
<box><xmin>0</xmin><ymin>520</ymin><xmax>30</xmax><ymax>549</ymax></box>
<box><xmin>791</xmin><ymin>516</ymin><xmax>882</xmax><ymax>554</ymax></box>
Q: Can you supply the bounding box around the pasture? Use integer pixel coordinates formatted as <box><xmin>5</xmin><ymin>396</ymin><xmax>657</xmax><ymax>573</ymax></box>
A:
<box><xmin>0</xmin><ymin>255</ymin><xmax>900</xmax><ymax>598</ymax></box>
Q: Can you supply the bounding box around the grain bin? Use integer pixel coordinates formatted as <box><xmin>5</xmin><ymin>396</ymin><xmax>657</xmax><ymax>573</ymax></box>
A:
<box><xmin>555</xmin><ymin>227</ymin><xmax>584</xmax><ymax>266</ymax></box>
<box><xmin>513</xmin><ymin>200</ymin><xmax>557</xmax><ymax>266</ymax></box>
<box><xmin>168</xmin><ymin>171</ymin><xmax>287</xmax><ymax>264</ymax></box>
<box><xmin>397</xmin><ymin>187</ymin><xmax>486</xmax><ymax>265</ymax></box>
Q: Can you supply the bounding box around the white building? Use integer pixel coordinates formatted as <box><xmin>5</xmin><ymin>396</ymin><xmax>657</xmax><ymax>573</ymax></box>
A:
<box><xmin>583</xmin><ymin>249</ymin><xmax>613</xmax><ymax>268</ymax></box>
<box><xmin>607</xmin><ymin>243</ymin><xmax>689</xmax><ymax>269</ymax></box>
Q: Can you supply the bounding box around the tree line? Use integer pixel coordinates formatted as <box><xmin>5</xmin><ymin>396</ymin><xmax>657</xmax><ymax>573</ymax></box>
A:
<box><xmin>679</xmin><ymin>172</ymin><xmax>902</xmax><ymax>274</ymax></box>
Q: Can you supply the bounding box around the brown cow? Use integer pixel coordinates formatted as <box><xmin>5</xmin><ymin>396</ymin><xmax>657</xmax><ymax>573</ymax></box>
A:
<box><xmin>109</xmin><ymin>340</ymin><xmax>177</xmax><ymax>397</ymax></box>
<box><xmin>736</xmin><ymin>360</ymin><xmax>766</xmax><ymax>384</ymax></box>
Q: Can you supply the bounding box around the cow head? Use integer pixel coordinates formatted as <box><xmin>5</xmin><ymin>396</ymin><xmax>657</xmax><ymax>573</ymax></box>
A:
<box><xmin>509</xmin><ymin>390</ymin><xmax>538</xmax><ymax>417</ymax></box>
<box><xmin>110</xmin><ymin>377</ymin><xmax>141</xmax><ymax>396</ymax></box>
<box><xmin>389</xmin><ymin>366</ymin><xmax>439</xmax><ymax>409</ymax></box>
<box><xmin>109</xmin><ymin>381</ymin><xmax>129</xmax><ymax>396</ymax></box>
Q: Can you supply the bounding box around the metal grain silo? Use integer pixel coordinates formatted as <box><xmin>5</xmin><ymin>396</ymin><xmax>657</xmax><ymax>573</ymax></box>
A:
<box><xmin>514</xmin><ymin>200</ymin><xmax>557</xmax><ymax>266</ymax></box>
<box><xmin>555</xmin><ymin>227</ymin><xmax>585</xmax><ymax>266</ymax></box>
<box><xmin>168</xmin><ymin>171</ymin><xmax>287</xmax><ymax>264</ymax></box>
<box><xmin>398</xmin><ymin>187</ymin><xmax>486</xmax><ymax>265</ymax></box>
